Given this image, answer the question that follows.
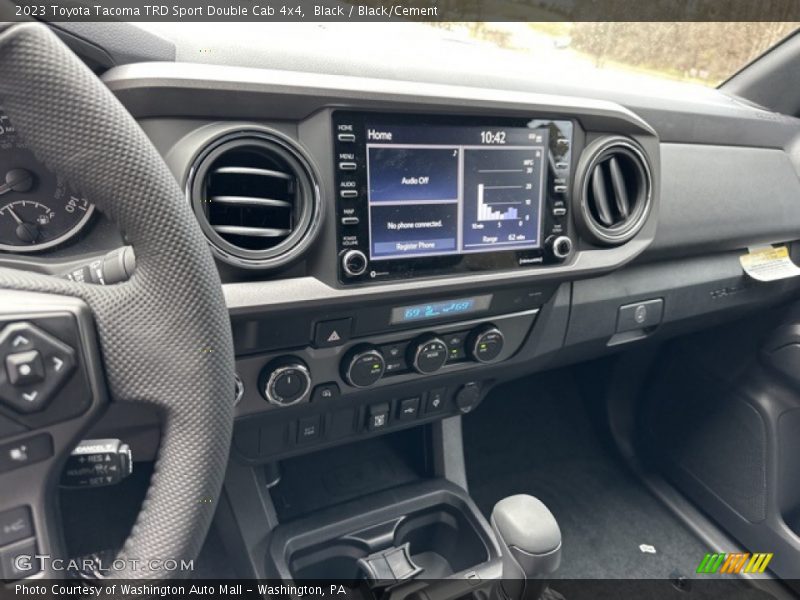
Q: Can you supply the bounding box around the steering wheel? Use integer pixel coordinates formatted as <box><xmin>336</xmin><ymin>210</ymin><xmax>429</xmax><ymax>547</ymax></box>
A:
<box><xmin>0</xmin><ymin>21</ymin><xmax>235</xmax><ymax>579</ymax></box>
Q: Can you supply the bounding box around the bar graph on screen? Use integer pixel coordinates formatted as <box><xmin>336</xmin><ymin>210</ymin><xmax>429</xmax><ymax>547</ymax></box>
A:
<box><xmin>476</xmin><ymin>183</ymin><xmax>523</xmax><ymax>221</ymax></box>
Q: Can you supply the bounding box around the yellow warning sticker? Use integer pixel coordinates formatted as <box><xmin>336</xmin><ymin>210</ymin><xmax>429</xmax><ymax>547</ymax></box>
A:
<box><xmin>740</xmin><ymin>245</ymin><xmax>800</xmax><ymax>282</ymax></box>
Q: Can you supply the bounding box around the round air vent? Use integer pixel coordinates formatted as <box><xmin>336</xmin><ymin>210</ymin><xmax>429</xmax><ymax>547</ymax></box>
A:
<box><xmin>188</xmin><ymin>131</ymin><xmax>321</xmax><ymax>269</ymax></box>
<box><xmin>576</xmin><ymin>136</ymin><xmax>652</xmax><ymax>246</ymax></box>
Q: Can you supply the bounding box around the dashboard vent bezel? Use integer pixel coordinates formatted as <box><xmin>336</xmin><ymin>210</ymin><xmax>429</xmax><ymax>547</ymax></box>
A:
<box><xmin>576</xmin><ymin>136</ymin><xmax>652</xmax><ymax>246</ymax></box>
<box><xmin>187</xmin><ymin>130</ymin><xmax>322</xmax><ymax>270</ymax></box>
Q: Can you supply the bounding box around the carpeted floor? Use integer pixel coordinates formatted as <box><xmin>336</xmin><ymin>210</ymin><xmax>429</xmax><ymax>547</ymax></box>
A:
<box><xmin>462</xmin><ymin>371</ymin><xmax>775</xmax><ymax>598</ymax></box>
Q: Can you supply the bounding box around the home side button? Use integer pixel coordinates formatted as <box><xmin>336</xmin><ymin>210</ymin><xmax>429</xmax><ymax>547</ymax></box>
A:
<box><xmin>314</xmin><ymin>318</ymin><xmax>353</xmax><ymax>348</ymax></box>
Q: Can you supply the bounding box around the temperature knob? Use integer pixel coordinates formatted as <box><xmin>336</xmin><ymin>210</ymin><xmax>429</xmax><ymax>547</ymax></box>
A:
<box><xmin>410</xmin><ymin>336</ymin><xmax>449</xmax><ymax>375</ymax></box>
<box><xmin>469</xmin><ymin>325</ymin><xmax>505</xmax><ymax>364</ymax></box>
<box><xmin>343</xmin><ymin>345</ymin><xmax>386</xmax><ymax>388</ymax></box>
<box><xmin>261</xmin><ymin>359</ymin><xmax>312</xmax><ymax>407</ymax></box>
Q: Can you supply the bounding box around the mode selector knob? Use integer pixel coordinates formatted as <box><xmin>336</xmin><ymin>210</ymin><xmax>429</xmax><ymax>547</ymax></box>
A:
<box><xmin>410</xmin><ymin>336</ymin><xmax>449</xmax><ymax>375</ymax></box>
<box><xmin>343</xmin><ymin>345</ymin><xmax>386</xmax><ymax>388</ymax></box>
<box><xmin>261</xmin><ymin>359</ymin><xmax>312</xmax><ymax>407</ymax></box>
<box><xmin>469</xmin><ymin>325</ymin><xmax>505</xmax><ymax>364</ymax></box>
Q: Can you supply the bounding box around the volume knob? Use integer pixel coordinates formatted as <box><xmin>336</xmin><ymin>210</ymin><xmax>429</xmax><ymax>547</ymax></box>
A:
<box><xmin>342</xmin><ymin>249</ymin><xmax>368</xmax><ymax>277</ymax></box>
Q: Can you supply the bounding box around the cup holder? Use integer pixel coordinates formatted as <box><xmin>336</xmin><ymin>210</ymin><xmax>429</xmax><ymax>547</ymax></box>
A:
<box><xmin>394</xmin><ymin>506</ymin><xmax>488</xmax><ymax>578</ymax></box>
<box><xmin>287</xmin><ymin>504</ymin><xmax>490</xmax><ymax>583</ymax></box>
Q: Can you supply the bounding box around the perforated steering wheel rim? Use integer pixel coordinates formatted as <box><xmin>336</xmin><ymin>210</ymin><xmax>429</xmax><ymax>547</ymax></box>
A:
<box><xmin>0</xmin><ymin>21</ymin><xmax>235</xmax><ymax>579</ymax></box>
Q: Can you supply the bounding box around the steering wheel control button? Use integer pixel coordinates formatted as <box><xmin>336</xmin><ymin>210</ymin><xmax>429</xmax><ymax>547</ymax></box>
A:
<box><xmin>411</xmin><ymin>337</ymin><xmax>449</xmax><ymax>375</ymax></box>
<box><xmin>314</xmin><ymin>318</ymin><xmax>352</xmax><ymax>348</ymax></box>
<box><xmin>262</xmin><ymin>361</ymin><xmax>312</xmax><ymax>407</ymax></box>
<box><xmin>617</xmin><ymin>298</ymin><xmax>664</xmax><ymax>333</ymax></box>
<box><xmin>297</xmin><ymin>415</ymin><xmax>322</xmax><ymax>444</ymax></box>
<box><xmin>367</xmin><ymin>403</ymin><xmax>390</xmax><ymax>431</ymax></box>
<box><xmin>60</xmin><ymin>439</ymin><xmax>133</xmax><ymax>489</ymax></box>
<box><xmin>425</xmin><ymin>388</ymin><xmax>448</xmax><ymax>414</ymax></box>
<box><xmin>311</xmin><ymin>382</ymin><xmax>340</xmax><ymax>403</ymax></box>
<box><xmin>455</xmin><ymin>382</ymin><xmax>482</xmax><ymax>414</ymax></box>
<box><xmin>5</xmin><ymin>350</ymin><xmax>44</xmax><ymax>386</ymax></box>
<box><xmin>469</xmin><ymin>326</ymin><xmax>505</xmax><ymax>364</ymax></box>
<box><xmin>0</xmin><ymin>433</ymin><xmax>53</xmax><ymax>473</ymax></box>
<box><xmin>343</xmin><ymin>346</ymin><xmax>386</xmax><ymax>388</ymax></box>
<box><xmin>0</xmin><ymin>507</ymin><xmax>33</xmax><ymax>547</ymax></box>
<box><xmin>0</xmin><ymin>538</ymin><xmax>39</xmax><ymax>580</ymax></box>
<box><xmin>398</xmin><ymin>396</ymin><xmax>421</xmax><ymax>421</ymax></box>
<box><xmin>341</xmin><ymin>249</ymin><xmax>368</xmax><ymax>277</ymax></box>
<box><xmin>0</xmin><ymin>322</ymin><xmax>76</xmax><ymax>414</ymax></box>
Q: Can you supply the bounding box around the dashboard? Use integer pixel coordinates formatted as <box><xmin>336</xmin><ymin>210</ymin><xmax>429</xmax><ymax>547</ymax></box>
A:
<box><xmin>3</xmin><ymin>37</ymin><xmax>800</xmax><ymax>463</ymax></box>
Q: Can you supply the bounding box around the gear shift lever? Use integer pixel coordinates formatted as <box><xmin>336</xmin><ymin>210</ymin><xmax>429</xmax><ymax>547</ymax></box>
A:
<box><xmin>491</xmin><ymin>495</ymin><xmax>562</xmax><ymax>600</ymax></box>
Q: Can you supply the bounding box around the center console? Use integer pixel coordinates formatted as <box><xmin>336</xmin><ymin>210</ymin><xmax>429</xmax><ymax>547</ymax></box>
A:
<box><xmin>333</xmin><ymin>112</ymin><xmax>576</xmax><ymax>284</ymax></box>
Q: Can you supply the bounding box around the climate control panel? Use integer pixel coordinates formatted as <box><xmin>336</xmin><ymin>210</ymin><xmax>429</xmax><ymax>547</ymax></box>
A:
<box><xmin>235</xmin><ymin>308</ymin><xmax>539</xmax><ymax>460</ymax></box>
<box><xmin>341</xmin><ymin>324</ymin><xmax>506</xmax><ymax>388</ymax></box>
<box><xmin>244</xmin><ymin>309</ymin><xmax>536</xmax><ymax>419</ymax></box>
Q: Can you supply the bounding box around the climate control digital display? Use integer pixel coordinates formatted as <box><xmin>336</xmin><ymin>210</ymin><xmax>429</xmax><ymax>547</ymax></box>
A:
<box><xmin>390</xmin><ymin>294</ymin><xmax>493</xmax><ymax>324</ymax></box>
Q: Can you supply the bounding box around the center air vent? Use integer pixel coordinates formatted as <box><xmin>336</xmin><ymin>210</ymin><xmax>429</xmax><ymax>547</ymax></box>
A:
<box><xmin>189</xmin><ymin>131</ymin><xmax>321</xmax><ymax>269</ymax></box>
<box><xmin>577</xmin><ymin>136</ymin><xmax>652</xmax><ymax>246</ymax></box>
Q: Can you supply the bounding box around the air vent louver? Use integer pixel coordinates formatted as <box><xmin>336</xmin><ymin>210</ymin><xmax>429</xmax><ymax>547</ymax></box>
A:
<box><xmin>189</xmin><ymin>132</ymin><xmax>320</xmax><ymax>269</ymax></box>
<box><xmin>578</xmin><ymin>137</ymin><xmax>652</xmax><ymax>246</ymax></box>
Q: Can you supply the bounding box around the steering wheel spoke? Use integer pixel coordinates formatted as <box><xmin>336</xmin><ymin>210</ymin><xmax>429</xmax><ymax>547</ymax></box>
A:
<box><xmin>0</xmin><ymin>288</ymin><xmax>107</xmax><ymax>580</ymax></box>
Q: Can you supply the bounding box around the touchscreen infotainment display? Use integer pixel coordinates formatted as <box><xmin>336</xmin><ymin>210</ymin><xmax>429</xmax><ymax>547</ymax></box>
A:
<box><xmin>365</xmin><ymin>122</ymin><xmax>549</xmax><ymax>260</ymax></box>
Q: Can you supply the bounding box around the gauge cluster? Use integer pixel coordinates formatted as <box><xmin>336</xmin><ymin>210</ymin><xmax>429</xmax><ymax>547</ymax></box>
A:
<box><xmin>0</xmin><ymin>109</ymin><xmax>95</xmax><ymax>253</ymax></box>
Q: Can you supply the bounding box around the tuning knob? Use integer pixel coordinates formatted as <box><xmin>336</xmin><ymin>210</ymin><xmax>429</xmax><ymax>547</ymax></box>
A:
<box><xmin>260</xmin><ymin>359</ymin><xmax>312</xmax><ymax>406</ymax></box>
<box><xmin>410</xmin><ymin>336</ymin><xmax>449</xmax><ymax>375</ymax></box>
<box><xmin>343</xmin><ymin>345</ymin><xmax>385</xmax><ymax>388</ymax></box>
<box><xmin>469</xmin><ymin>325</ymin><xmax>505</xmax><ymax>364</ymax></box>
<box><xmin>548</xmin><ymin>235</ymin><xmax>573</xmax><ymax>260</ymax></box>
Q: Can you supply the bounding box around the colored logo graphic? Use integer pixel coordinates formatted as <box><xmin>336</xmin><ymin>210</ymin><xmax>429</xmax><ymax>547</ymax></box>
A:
<box><xmin>696</xmin><ymin>553</ymin><xmax>773</xmax><ymax>574</ymax></box>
